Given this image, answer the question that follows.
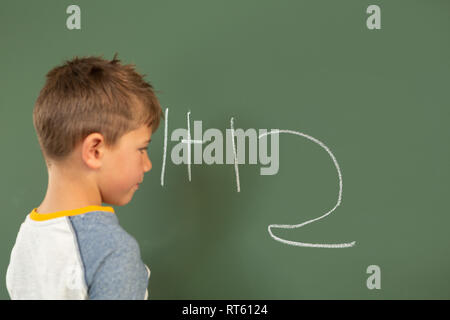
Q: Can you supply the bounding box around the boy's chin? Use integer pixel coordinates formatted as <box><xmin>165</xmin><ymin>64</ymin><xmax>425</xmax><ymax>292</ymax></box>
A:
<box><xmin>102</xmin><ymin>192</ymin><xmax>135</xmax><ymax>207</ymax></box>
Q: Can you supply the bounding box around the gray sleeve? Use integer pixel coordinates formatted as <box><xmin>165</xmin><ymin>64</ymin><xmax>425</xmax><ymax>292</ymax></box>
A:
<box><xmin>69</xmin><ymin>212</ymin><xmax>150</xmax><ymax>300</ymax></box>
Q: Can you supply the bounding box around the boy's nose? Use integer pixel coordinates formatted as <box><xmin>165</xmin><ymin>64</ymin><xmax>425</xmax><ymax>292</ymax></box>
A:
<box><xmin>144</xmin><ymin>156</ymin><xmax>152</xmax><ymax>172</ymax></box>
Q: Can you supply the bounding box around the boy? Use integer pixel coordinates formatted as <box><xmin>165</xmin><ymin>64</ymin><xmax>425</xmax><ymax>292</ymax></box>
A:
<box><xmin>6</xmin><ymin>54</ymin><xmax>163</xmax><ymax>299</ymax></box>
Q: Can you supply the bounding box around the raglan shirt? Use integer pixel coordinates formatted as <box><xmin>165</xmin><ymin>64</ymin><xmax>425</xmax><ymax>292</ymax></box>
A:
<box><xmin>6</xmin><ymin>206</ymin><xmax>150</xmax><ymax>300</ymax></box>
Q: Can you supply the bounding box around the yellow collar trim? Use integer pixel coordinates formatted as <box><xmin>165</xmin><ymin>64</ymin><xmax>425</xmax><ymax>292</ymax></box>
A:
<box><xmin>29</xmin><ymin>205</ymin><xmax>115</xmax><ymax>221</ymax></box>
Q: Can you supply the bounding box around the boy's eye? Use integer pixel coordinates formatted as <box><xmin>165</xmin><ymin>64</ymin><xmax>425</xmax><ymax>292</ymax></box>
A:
<box><xmin>139</xmin><ymin>147</ymin><xmax>148</xmax><ymax>154</ymax></box>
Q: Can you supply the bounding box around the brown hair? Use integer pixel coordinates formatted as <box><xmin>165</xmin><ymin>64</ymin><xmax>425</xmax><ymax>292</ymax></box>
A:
<box><xmin>33</xmin><ymin>53</ymin><xmax>163</xmax><ymax>164</ymax></box>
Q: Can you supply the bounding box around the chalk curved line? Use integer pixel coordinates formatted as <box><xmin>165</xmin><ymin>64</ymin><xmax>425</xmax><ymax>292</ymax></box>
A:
<box><xmin>259</xmin><ymin>129</ymin><xmax>356</xmax><ymax>249</ymax></box>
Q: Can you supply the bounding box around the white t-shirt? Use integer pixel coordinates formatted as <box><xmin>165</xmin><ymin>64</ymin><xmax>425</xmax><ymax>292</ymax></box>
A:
<box><xmin>6</xmin><ymin>205</ymin><xmax>150</xmax><ymax>300</ymax></box>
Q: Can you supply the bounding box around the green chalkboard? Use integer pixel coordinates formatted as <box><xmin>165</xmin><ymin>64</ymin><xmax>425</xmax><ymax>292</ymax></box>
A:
<box><xmin>1</xmin><ymin>0</ymin><xmax>449</xmax><ymax>299</ymax></box>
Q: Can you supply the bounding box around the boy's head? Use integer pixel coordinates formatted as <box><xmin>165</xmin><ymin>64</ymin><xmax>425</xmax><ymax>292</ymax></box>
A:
<box><xmin>33</xmin><ymin>54</ymin><xmax>163</xmax><ymax>206</ymax></box>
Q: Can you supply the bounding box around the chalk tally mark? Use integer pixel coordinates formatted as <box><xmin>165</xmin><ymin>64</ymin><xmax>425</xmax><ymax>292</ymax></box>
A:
<box><xmin>187</xmin><ymin>111</ymin><xmax>192</xmax><ymax>181</ymax></box>
<box><xmin>259</xmin><ymin>129</ymin><xmax>356</xmax><ymax>249</ymax></box>
<box><xmin>161</xmin><ymin>107</ymin><xmax>169</xmax><ymax>187</ymax></box>
<box><xmin>230</xmin><ymin>117</ymin><xmax>241</xmax><ymax>193</ymax></box>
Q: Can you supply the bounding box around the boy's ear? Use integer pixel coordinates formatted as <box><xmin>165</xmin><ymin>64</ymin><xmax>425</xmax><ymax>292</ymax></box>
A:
<box><xmin>81</xmin><ymin>133</ymin><xmax>106</xmax><ymax>169</ymax></box>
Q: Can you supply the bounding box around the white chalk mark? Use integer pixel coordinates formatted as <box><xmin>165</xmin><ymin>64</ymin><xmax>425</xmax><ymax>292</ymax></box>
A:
<box><xmin>230</xmin><ymin>117</ymin><xmax>241</xmax><ymax>193</ymax></box>
<box><xmin>187</xmin><ymin>111</ymin><xmax>192</xmax><ymax>182</ymax></box>
<box><xmin>181</xmin><ymin>139</ymin><xmax>204</xmax><ymax>144</ymax></box>
<box><xmin>160</xmin><ymin>107</ymin><xmax>169</xmax><ymax>187</ymax></box>
<box><xmin>259</xmin><ymin>129</ymin><xmax>356</xmax><ymax>249</ymax></box>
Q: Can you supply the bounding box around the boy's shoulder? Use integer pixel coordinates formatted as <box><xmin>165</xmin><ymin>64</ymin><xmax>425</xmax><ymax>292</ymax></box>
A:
<box><xmin>68</xmin><ymin>210</ymin><xmax>140</xmax><ymax>256</ymax></box>
<box><xmin>68</xmin><ymin>211</ymin><xmax>149</xmax><ymax>299</ymax></box>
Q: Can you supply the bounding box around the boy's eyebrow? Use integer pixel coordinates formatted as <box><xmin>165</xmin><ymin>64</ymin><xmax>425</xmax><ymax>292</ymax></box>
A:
<box><xmin>144</xmin><ymin>138</ymin><xmax>152</xmax><ymax>144</ymax></box>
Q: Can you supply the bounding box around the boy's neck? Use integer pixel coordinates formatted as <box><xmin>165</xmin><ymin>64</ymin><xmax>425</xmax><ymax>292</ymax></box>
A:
<box><xmin>37</xmin><ymin>165</ymin><xmax>103</xmax><ymax>214</ymax></box>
